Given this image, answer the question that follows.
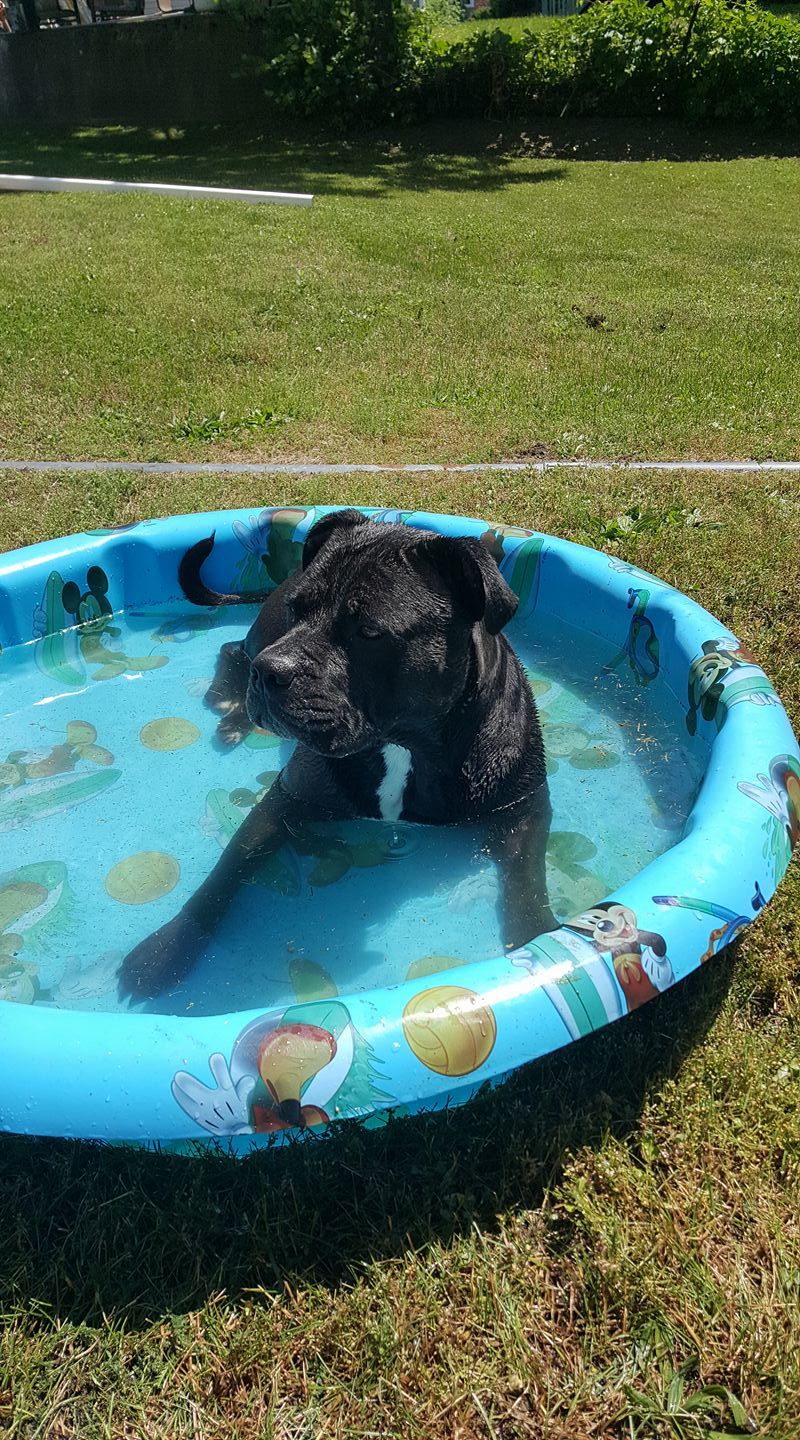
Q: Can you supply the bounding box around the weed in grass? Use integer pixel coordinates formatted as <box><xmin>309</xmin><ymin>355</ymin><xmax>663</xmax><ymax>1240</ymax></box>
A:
<box><xmin>618</xmin><ymin>1355</ymin><xmax>758</xmax><ymax>1438</ymax></box>
<box><xmin>572</xmin><ymin>302</ymin><xmax>612</xmax><ymax>332</ymax></box>
<box><xmin>169</xmin><ymin>408</ymin><xmax>293</xmax><ymax>444</ymax></box>
<box><xmin>587</xmin><ymin>504</ymin><xmax>720</xmax><ymax>544</ymax></box>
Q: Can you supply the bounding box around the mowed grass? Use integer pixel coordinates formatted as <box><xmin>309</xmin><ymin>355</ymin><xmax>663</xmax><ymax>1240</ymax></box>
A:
<box><xmin>1</xmin><ymin>466</ymin><xmax>800</xmax><ymax>1439</ymax></box>
<box><xmin>433</xmin><ymin>15</ymin><xmax>559</xmax><ymax>42</ymax></box>
<box><xmin>435</xmin><ymin>3</ymin><xmax>800</xmax><ymax>31</ymax></box>
<box><xmin>0</xmin><ymin>120</ymin><xmax>799</xmax><ymax>464</ymax></box>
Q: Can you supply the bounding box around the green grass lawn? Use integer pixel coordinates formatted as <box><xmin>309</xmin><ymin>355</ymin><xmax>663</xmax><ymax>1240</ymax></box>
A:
<box><xmin>435</xmin><ymin>3</ymin><xmax>800</xmax><ymax>34</ymax></box>
<box><xmin>1</xmin><ymin>465</ymin><xmax>800</xmax><ymax>1438</ymax></box>
<box><xmin>434</xmin><ymin>14</ymin><xmax>559</xmax><ymax>42</ymax></box>
<box><xmin>2</xmin><ymin>116</ymin><xmax>800</xmax><ymax>1437</ymax></box>
<box><xmin>0</xmin><ymin>120</ymin><xmax>799</xmax><ymax>464</ymax></box>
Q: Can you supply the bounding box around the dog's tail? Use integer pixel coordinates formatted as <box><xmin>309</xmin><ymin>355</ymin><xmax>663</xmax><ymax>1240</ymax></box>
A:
<box><xmin>178</xmin><ymin>533</ymin><xmax>273</xmax><ymax>608</ymax></box>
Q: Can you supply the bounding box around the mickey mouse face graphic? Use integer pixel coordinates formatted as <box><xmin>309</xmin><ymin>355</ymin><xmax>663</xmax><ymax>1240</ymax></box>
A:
<box><xmin>61</xmin><ymin>567</ymin><xmax>114</xmax><ymax>632</ymax></box>
<box><xmin>568</xmin><ymin>902</ymin><xmax>638</xmax><ymax>948</ymax></box>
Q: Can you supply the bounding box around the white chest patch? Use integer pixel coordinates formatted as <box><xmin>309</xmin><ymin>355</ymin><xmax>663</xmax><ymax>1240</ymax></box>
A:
<box><xmin>377</xmin><ymin>744</ymin><xmax>412</xmax><ymax>822</ymax></box>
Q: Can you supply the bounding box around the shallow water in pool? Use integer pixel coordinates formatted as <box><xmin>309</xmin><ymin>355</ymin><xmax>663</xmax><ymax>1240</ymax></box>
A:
<box><xmin>0</xmin><ymin>602</ymin><xmax>707</xmax><ymax>1016</ymax></box>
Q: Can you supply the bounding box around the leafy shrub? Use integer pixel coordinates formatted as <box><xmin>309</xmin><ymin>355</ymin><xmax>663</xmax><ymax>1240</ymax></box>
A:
<box><xmin>524</xmin><ymin>0</ymin><xmax>688</xmax><ymax>116</ymax></box>
<box><xmin>682</xmin><ymin>0</ymin><xmax>800</xmax><ymax>121</ymax></box>
<box><xmin>423</xmin><ymin>0</ymin><xmax>464</xmax><ymax>24</ymax></box>
<box><xmin>418</xmin><ymin>0</ymin><xmax>800</xmax><ymax>123</ymax></box>
<box><xmin>219</xmin><ymin>0</ymin><xmax>431</xmax><ymax>124</ymax></box>
<box><xmin>220</xmin><ymin>0</ymin><xmax>800</xmax><ymax>126</ymax></box>
<box><xmin>417</xmin><ymin>26</ymin><xmax>522</xmax><ymax>112</ymax></box>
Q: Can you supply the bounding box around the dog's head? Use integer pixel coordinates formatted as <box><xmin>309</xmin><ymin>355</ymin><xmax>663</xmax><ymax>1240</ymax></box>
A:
<box><xmin>245</xmin><ymin>510</ymin><xmax>518</xmax><ymax>757</ymax></box>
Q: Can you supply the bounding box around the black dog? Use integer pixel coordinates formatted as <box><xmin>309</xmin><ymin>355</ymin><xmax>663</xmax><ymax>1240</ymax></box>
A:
<box><xmin>118</xmin><ymin>510</ymin><xmax>555</xmax><ymax>1001</ymax></box>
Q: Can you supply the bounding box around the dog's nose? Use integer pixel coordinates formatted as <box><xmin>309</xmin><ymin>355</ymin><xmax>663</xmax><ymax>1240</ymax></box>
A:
<box><xmin>252</xmin><ymin>655</ymin><xmax>294</xmax><ymax>691</ymax></box>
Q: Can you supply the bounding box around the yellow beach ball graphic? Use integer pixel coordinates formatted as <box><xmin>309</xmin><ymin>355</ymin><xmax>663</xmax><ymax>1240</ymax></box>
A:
<box><xmin>402</xmin><ymin>985</ymin><xmax>497</xmax><ymax>1077</ymax></box>
<box><xmin>105</xmin><ymin>851</ymin><xmax>180</xmax><ymax>905</ymax></box>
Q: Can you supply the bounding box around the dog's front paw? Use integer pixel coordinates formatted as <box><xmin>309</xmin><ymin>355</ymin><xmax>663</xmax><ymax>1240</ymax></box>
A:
<box><xmin>212</xmin><ymin>707</ymin><xmax>250</xmax><ymax>749</ymax></box>
<box><xmin>117</xmin><ymin>912</ymin><xmax>208</xmax><ymax>1002</ymax></box>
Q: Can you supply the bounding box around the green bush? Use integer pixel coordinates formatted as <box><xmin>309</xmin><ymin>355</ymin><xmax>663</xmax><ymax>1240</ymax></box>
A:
<box><xmin>419</xmin><ymin>26</ymin><xmax>527</xmax><ymax>113</ymax></box>
<box><xmin>419</xmin><ymin>0</ymin><xmax>800</xmax><ymax>123</ymax></box>
<box><xmin>423</xmin><ymin>0</ymin><xmax>464</xmax><ymax>24</ymax></box>
<box><xmin>549</xmin><ymin>0</ymin><xmax>800</xmax><ymax>122</ymax></box>
<box><xmin>220</xmin><ymin>0</ymin><xmax>800</xmax><ymax>127</ymax></box>
<box><xmin>219</xmin><ymin>0</ymin><xmax>430</xmax><ymax>124</ymax></box>
<box><xmin>682</xmin><ymin>0</ymin><xmax>800</xmax><ymax>121</ymax></box>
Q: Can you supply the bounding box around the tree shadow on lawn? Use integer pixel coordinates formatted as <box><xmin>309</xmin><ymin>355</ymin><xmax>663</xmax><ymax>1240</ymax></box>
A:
<box><xmin>0</xmin><ymin>118</ymin><xmax>797</xmax><ymax>202</ymax></box>
<box><xmin>0</xmin><ymin>948</ymin><xmax>735</xmax><ymax>1329</ymax></box>
<box><xmin>0</xmin><ymin>120</ymin><xmax>566</xmax><ymax>198</ymax></box>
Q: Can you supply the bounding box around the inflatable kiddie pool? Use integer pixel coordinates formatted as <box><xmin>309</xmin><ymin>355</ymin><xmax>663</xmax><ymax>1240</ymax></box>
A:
<box><xmin>0</xmin><ymin>507</ymin><xmax>797</xmax><ymax>1153</ymax></box>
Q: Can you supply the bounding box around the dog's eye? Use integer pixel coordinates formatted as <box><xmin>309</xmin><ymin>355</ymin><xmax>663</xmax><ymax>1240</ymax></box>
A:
<box><xmin>356</xmin><ymin>623</ymin><xmax>383</xmax><ymax>640</ymax></box>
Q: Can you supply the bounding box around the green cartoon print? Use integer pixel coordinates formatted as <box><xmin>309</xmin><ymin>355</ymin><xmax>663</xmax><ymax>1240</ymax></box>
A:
<box><xmin>686</xmin><ymin>637</ymin><xmax>779</xmax><ymax>735</ymax></box>
<box><xmin>738</xmin><ymin>754</ymin><xmax>800</xmax><ymax>882</ymax></box>
<box><xmin>232</xmin><ymin>507</ymin><xmax>314</xmax><ymax>593</ymax></box>
<box><xmin>34</xmin><ymin>568</ymin><xmax>168</xmax><ymax>687</ymax></box>
<box><xmin>607</xmin><ymin>588</ymin><xmax>660</xmax><ymax>687</ymax></box>
<box><xmin>0</xmin><ymin>721</ymin><xmax>120</xmax><ymax>834</ymax></box>
<box><xmin>0</xmin><ymin>861</ymin><xmax>75</xmax><ymax>1003</ymax></box>
<box><xmin>481</xmin><ymin>528</ymin><xmax>544</xmax><ymax>622</ymax></box>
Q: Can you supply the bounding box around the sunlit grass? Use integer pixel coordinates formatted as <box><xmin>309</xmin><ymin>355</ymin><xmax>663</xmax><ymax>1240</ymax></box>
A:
<box><xmin>0</xmin><ymin>120</ymin><xmax>799</xmax><ymax>464</ymax></box>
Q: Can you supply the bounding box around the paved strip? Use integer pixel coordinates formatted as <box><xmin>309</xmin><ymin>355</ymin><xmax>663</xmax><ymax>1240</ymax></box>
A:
<box><xmin>1</xmin><ymin>458</ymin><xmax>799</xmax><ymax>476</ymax></box>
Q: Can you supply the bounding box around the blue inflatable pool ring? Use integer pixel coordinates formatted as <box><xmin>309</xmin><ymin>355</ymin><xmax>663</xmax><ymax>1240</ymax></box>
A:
<box><xmin>0</xmin><ymin>507</ymin><xmax>797</xmax><ymax>1153</ymax></box>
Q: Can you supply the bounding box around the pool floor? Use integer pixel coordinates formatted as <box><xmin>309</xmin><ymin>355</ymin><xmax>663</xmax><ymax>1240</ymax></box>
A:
<box><xmin>0</xmin><ymin>603</ymin><xmax>705</xmax><ymax>1016</ymax></box>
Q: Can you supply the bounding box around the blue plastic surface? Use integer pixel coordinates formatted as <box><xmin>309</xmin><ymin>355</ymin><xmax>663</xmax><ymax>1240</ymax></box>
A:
<box><xmin>0</xmin><ymin>506</ymin><xmax>797</xmax><ymax>1153</ymax></box>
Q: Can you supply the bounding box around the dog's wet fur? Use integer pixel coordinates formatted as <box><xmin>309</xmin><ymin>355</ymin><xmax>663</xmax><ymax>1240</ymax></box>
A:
<box><xmin>119</xmin><ymin>511</ymin><xmax>555</xmax><ymax>1005</ymax></box>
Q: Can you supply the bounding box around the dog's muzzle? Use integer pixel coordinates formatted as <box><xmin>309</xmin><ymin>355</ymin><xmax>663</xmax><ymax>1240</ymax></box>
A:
<box><xmin>246</xmin><ymin>656</ymin><xmax>294</xmax><ymax>736</ymax></box>
<box><xmin>247</xmin><ymin>649</ymin><xmax>371</xmax><ymax>756</ymax></box>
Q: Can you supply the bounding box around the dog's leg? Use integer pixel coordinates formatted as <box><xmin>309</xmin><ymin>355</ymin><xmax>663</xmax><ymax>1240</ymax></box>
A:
<box><xmin>204</xmin><ymin>582</ymin><xmax>294</xmax><ymax>746</ymax></box>
<box><xmin>118</xmin><ymin>782</ymin><xmax>296</xmax><ymax>1001</ymax></box>
<box><xmin>205</xmin><ymin>640</ymin><xmax>252</xmax><ymax>747</ymax></box>
<box><xmin>489</xmin><ymin>786</ymin><xmax>557</xmax><ymax>951</ymax></box>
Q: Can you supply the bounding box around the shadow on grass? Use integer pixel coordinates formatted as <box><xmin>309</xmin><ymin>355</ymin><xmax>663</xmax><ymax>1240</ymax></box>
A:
<box><xmin>0</xmin><ymin>950</ymin><xmax>734</xmax><ymax>1328</ymax></box>
<box><xmin>0</xmin><ymin>118</ymin><xmax>797</xmax><ymax>202</ymax></box>
<box><xmin>0</xmin><ymin>120</ymin><xmax>566</xmax><ymax>199</ymax></box>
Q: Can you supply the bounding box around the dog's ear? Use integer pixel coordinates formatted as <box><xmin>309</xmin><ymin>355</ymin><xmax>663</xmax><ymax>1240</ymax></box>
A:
<box><xmin>413</xmin><ymin>535</ymin><xmax>518</xmax><ymax>635</ymax></box>
<box><xmin>302</xmin><ymin>509</ymin><xmax>368</xmax><ymax>569</ymax></box>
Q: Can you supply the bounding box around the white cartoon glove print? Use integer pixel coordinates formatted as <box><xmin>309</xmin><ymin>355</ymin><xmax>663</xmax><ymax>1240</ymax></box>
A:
<box><xmin>171</xmin><ymin>1052</ymin><xmax>256</xmax><ymax>1136</ymax></box>
<box><xmin>641</xmin><ymin>944</ymin><xmax>674</xmax><ymax>992</ymax></box>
